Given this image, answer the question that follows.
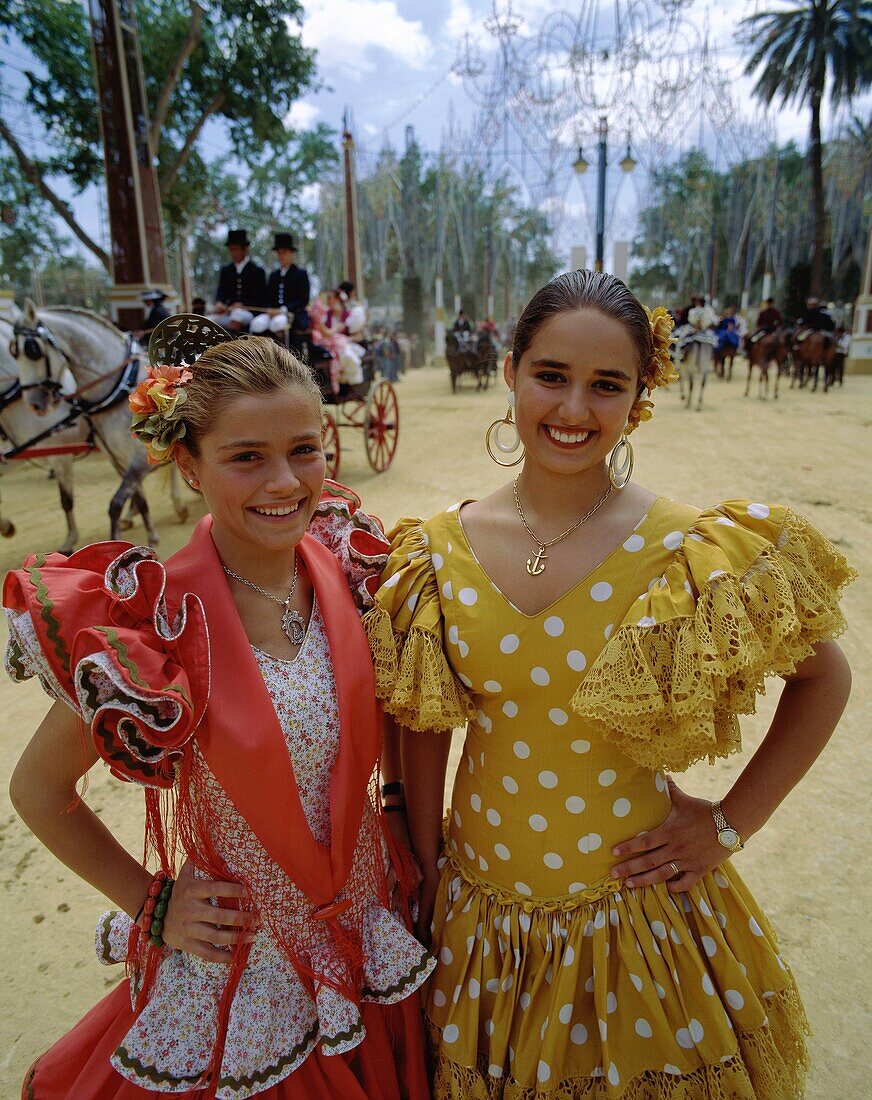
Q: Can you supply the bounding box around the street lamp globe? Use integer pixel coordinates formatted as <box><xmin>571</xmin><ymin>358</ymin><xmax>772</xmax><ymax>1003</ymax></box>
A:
<box><xmin>620</xmin><ymin>142</ymin><xmax>637</xmax><ymax>174</ymax></box>
<box><xmin>572</xmin><ymin>146</ymin><xmax>589</xmax><ymax>175</ymax></box>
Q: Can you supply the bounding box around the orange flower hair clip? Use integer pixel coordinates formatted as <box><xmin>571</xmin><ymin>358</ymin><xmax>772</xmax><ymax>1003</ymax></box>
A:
<box><xmin>129</xmin><ymin>363</ymin><xmax>193</xmax><ymax>465</ymax></box>
<box><xmin>626</xmin><ymin>306</ymin><xmax>679</xmax><ymax>433</ymax></box>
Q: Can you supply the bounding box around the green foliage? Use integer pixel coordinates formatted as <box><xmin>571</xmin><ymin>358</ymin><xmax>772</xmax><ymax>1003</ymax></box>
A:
<box><xmin>0</xmin><ymin>153</ymin><xmax>69</xmax><ymax>291</ymax></box>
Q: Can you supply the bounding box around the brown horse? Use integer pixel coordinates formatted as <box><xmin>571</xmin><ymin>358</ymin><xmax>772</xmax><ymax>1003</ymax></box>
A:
<box><xmin>791</xmin><ymin>330</ymin><xmax>837</xmax><ymax>392</ymax></box>
<box><xmin>743</xmin><ymin>329</ymin><xmax>792</xmax><ymax>400</ymax></box>
<box><xmin>712</xmin><ymin>343</ymin><xmax>738</xmax><ymax>381</ymax></box>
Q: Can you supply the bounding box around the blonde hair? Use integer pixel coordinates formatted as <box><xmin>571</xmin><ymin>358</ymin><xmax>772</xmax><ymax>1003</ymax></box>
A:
<box><xmin>179</xmin><ymin>337</ymin><xmax>322</xmax><ymax>456</ymax></box>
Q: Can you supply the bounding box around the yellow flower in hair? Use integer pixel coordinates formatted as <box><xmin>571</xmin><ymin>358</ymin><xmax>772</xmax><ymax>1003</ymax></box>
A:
<box><xmin>626</xmin><ymin>399</ymin><xmax>654</xmax><ymax>434</ymax></box>
<box><xmin>643</xmin><ymin>305</ymin><xmax>679</xmax><ymax>392</ymax></box>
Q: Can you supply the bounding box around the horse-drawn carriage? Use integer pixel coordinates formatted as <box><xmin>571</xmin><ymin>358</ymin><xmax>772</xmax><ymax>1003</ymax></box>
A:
<box><xmin>293</xmin><ymin>334</ymin><xmax>399</xmax><ymax>479</ymax></box>
<box><xmin>445</xmin><ymin>330</ymin><xmax>498</xmax><ymax>392</ymax></box>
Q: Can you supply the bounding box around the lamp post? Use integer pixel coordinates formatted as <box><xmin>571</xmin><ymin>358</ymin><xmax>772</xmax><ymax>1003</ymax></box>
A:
<box><xmin>573</xmin><ymin>116</ymin><xmax>636</xmax><ymax>273</ymax></box>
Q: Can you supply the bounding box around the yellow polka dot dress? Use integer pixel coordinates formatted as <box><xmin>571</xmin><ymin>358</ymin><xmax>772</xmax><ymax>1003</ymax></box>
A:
<box><xmin>365</xmin><ymin>499</ymin><xmax>854</xmax><ymax>1099</ymax></box>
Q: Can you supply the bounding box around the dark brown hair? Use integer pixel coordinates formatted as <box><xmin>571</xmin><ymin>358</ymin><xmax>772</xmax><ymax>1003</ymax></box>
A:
<box><xmin>511</xmin><ymin>270</ymin><xmax>653</xmax><ymax>380</ymax></box>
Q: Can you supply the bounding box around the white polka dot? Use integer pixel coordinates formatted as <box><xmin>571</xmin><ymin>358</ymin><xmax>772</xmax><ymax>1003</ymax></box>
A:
<box><xmin>487</xmin><ymin>808</ymin><xmax>502</xmax><ymax>827</ymax></box>
<box><xmin>635</xmin><ymin>1017</ymin><xmax>653</xmax><ymax>1038</ymax></box>
<box><xmin>453</xmin><ymin>810</ymin><xmax>462</xmax><ymax>828</ymax></box>
<box><xmin>578</xmin><ymin>833</ymin><xmax>602</xmax><ymax>854</ymax></box>
<box><xmin>702</xmin><ymin>936</ymin><xmax>718</xmax><ymax>957</ymax></box>
<box><xmin>463</xmin><ymin>842</ymin><xmax>475</xmax><ymax>861</ymax></box>
<box><xmin>381</xmin><ymin>572</ymin><xmax>400</xmax><ymax>589</ymax></box>
<box><xmin>664</xmin><ymin>1063</ymin><xmax>682</xmax><ymax>1075</ymax></box>
<box><xmin>670</xmin><ymin>927</ymin><xmax>682</xmax><ymax>945</ymax></box>
<box><xmin>519</xmin><ymin>912</ymin><xmax>531</xmax><ymax>933</ymax></box>
<box><xmin>637</xmin><ymin>615</ymin><xmax>657</xmax><ymax>628</ymax></box>
<box><xmin>558</xmin><ymin>1003</ymin><xmax>573</xmax><ymax>1024</ymax></box>
<box><xmin>459</xmin><ymin>673</ymin><xmax>472</xmax><ymax>687</ymax></box>
<box><xmin>485</xmin><ymin>978</ymin><xmax>500</xmax><ymax>993</ymax></box>
<box><xmin>571</xmin><ymin>739</ymin><xmax>591</xmax><ymax>754</ymax></box>
<box><xmin>544</xmin><ymin>852</ymin><xmax>563</xmax><ymax>869</ymax></box>
<box><xmin>406</xmin><ymin>593</ymin><xmax>419</xmax><ymax>613</ymax></box>
<box><xmin>514</xmin><ymin>882</ymin><xmax>532</xmax><ymax>896</ymax></box>
<box><xmin>520</xmin><ymin>991</ymin><xmax>531</xmax><ymax>1011</ymax></box>
<box><xmin>566</xmin><ymin>649</ymin><xmax>587</xmax><ymax>671</ymax></box>
<box><xmin>442</xmin><ymin>1024</ymin><xmax>459</xmax><ymax>1043</ymax></box>
<box><xmin>749</xmin><ymin>917</ymin><xmax>764</xmax><ymax>937</ymax></box>
<box><xmin>606</xmin><ymin>992</ymin><xmax>617</xmax><ymax>1014</ymax></box>
<box><xmin>708</xmin><ymin>569</ymin><xmax>726</xmax><ymax>581</ymax></box>
<box><xmin>748</xmin><ymin>502</ymin><xmax>770</xmax><ymax>519</ymax></box>
<box><xmin>468</xmin><ymin>794</ymin><xmax>481</xmax><ymax>813</ymax></box>
<box><xmin>663</xmin><ymin>530</ymin><xmax>684</xmax><ymax>550</ymax></box>
<box><xmin>530</xmin><ymin>666</ymin><xmax>550</xmax><ymax>686</ymax></box>
<box><xmin>569</xmin><ymin>882</ymin><xmax>586</xmax><ymax>893</ymax></box>
<box><xmin>528</xmin><ymin>813</ymin><xmax>548</xmax><ymax>832</ymax></box>
<box><xmin>458</xmin><ymin>640</ymin><xmax>469</xmax><ymax>658</ymax></box>
<box><xmin>702</xmin><ymin>973</ymin><xmax>715</xmax><ymax>995</ymax></box>
<box><xmin>608</xmin><ymin>1063</ymin><xmax>620</xmax><ymax>1086</ymax></box>
<box><xmin>502</xmin><ymin>973</ymin><xmax>515</xmax><ymax>991</ymax></box>
<box><xmin>689</xmin><ymin>1019</ymin><xmax>704</xmax><ymax>1042</ymax></box>
<box><xmin>513</xmin><ymin>740</ymin><xmax>531</xmax><ymax>759</ymax></box>
<box><xmin>441</xmin><ymin>581</ymin><xmax>453</xmax><ymax>600</ymax></box>
<box><xmin>535</xmin><ymin>1059</ymin><xmax>551</xmax><ymax>1083</ymax></box>
<box><xmin>651</xmin><ymin>921</ymin><xmax>667</xmax><ymax>940</ymax></box>
<box><xmin>624</xmin><ymin>533</ymin><xmax>645</xmax><ymax>552</ymax></box>
<box><xmin>563</xmin><ymin>945</ymin><xmax>576</xmax><ymax>967</ymax></box>
<box><xmin>598</xmin><ymin>769</ymin><xmax>617</xmax><ymax>787</ymax></box>
<box><xmin>598</xmin><ymin>1019</ymin><xmax>608</xmax><ymax>1040</ymax></box>
<box><xmin>570</xmin><ymin>1023</ymin><xmax>587</xmax><ymax>1045</ymax></box>
<box><xmin>447</xmin><ymin>624</ymin><xmax>459</xmax><ymax>645</ymax></box>
<box><xmin>500</xmin><ymin>633</ymin><xmax>520</xmax><ymax>654</ymax></box>
<box><xmin>613</xmin><ymin>797</ymin><xmax>632</xmax><ymax>817</ymax></box>
<box><xmin>458</xmin><ymin>587</ymin><xmax>478</xmax><ymax>605</ymax></box>
<box><xmin>590</xmin><ymin>581</ymin><xmax>613</xmax><ymax>602</ymax></box>
<box><xmin>630</xmin><ymin>972</ymin><xmax>644</xmax><ymax>992</ymax></box>
<box><xmin>487</xmin><ymin>1064</ymin><xmax>502</xmax><ymax>1077</ymax></box>
<box><xmin>431</xmin><ymin>552</ymin><xmax>444</xmax><ymax>570</ymax></box>
<box><xmin>715</xmin><ymin>516</ymin><xmax>736</xmax><ymax>527</ymax></box>
<box><xmin>655</xmin><ymin>982</ymin><xmax>666</xmax><ymax>999</ymax></box>
<box><xmin>594</xmin><ymin>910</ymin><xmax>606</xmax><ymax>930</ymax></box>
<box><xmin>538</xmin><ymin>770</ymin><xmax>558</xmax><ymax>789</ymax></box>
<box><xmin>604</xmin><ymin>623</ymin><xmax>613</xmax><ymax>639</ymax></box>
<box><xmin>502</xmin><ymin>776</ymin><xmax>519</xmax><ymax>794</ymax></box>
<box><xmin>544</xmin><ymin>615</ymin><xmax>564</xmax><ymax>637</ymax></box>
<box><xmin>483</xmin><ymin>679</ymin><xmax>502</xmax><ymax>693</ymax></box>
<box><xmin>725</xmin><ymin>989</ymin><xmax>744</xmax><ymax>1010</ymax></box>
<box><xmin>548</xmin><ymin>708</ymin><xmax>569</xmax><ymax>725</ymax></box>
<box><xmin>654</xmin><ymin>771</ymin><xmax>667</xmax><ymax>792</ymax></box>
<box><xmin>565</xmin><ymin>795</ymin><xmax>586</xmax><ymax>814</ymax></box>
<box><xmin>502</xmin><ymin>700</ymin><xmax>519</xmax><ymax>718</ymax></box>
<box><xmin>432</xmin><ymin>989</ymin><xmax>446</xmax><ymax>1007</ymax></box>
<box><xmin>714</xmin><ymin>871</ymin><xmax>730</xmax><ymax>889</ymax></box>
<box><xmin>676</xmin><ymin>1027</ymin><xmax>693</xmax><ymax>1049</ymax></box>
<box><xmin>478</xmin><ymin>854</ymin><xmax>489</xmax><ymax>872</ymax></box>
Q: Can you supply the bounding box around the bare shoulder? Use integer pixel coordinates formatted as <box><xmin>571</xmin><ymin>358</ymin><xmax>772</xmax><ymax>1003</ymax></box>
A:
<box><xmin>458</xmin><ymin>484</ymin><xmax>515</xmax><ymax>538</ymax></box>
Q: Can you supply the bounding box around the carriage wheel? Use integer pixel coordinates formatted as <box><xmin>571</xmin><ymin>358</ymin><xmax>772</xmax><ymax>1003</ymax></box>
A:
<box><xmin>321</xmin><ymin>411</ymin><xmax>340</xmax><ymax>479</ymax></box>
<box><xmin>364</xmin><ymin>380</ymin><xmax>399</xmax><ymax>472</ymax></box>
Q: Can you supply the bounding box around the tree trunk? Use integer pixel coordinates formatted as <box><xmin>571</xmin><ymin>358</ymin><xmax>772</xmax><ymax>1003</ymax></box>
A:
<box><xmin>149</xmin><ymin>2</ymin><xmax>204</xmax><ymax>150</ymax></box>
<box><xmin>0</xmin><ymin>117</ymin><xmax>111</xmax><ymax>271</ymax></box>
<box><xmin>159</xmin><ymin>90</ymin><xmax>225</xmax><ymax>196</ymax></box>
<box><xmin>809</xmin><ymin>92</ymin><xmax>825</xmax><ymax>296</ymax></box>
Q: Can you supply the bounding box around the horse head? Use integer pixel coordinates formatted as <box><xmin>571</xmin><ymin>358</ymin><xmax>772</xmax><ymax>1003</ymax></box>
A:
<box><xmin>10</xmin><ymin>299</ymin><xmax>76</xmax><ymax>414</ymax></box>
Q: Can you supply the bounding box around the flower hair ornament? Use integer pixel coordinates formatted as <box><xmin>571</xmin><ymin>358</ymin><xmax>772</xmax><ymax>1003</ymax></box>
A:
<box><xmin>625</xmin><ymin>305</ymin><xmax>679</xmax><ymax>433</ymax></box>
<box><xmin>129</xmin><ymin>315</ymin><xmax>233</xmax><ymax>464</ymax></box>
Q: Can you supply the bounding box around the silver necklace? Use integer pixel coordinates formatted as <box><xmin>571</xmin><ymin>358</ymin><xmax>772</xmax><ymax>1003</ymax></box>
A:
<box><xmin>513</xmin><ymin>476</ymin><xmax>612</xmax><ymax>576</ymax></box>
<box><xmin>222</xmin><ymin>554</ymin><xmax>307</xmax><ymax>645</ymax></box>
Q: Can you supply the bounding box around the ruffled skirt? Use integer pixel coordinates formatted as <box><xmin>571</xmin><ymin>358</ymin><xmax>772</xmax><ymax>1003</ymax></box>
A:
<box><xmin>23</xmin><ymin>982</ymin><xmax>429</xmax><ymax>1099</ymax></box>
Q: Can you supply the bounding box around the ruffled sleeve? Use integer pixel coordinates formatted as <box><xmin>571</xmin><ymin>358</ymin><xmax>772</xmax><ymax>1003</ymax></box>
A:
<box><xmin>363</xmin><ymin>517</ymin><xmax>476</xmax><ymax>732</ymax></box>
<box><xmin>571</xmin><ymin>500</ymin><xmax>856</xmax><ymax>772</ymax></box>
<box><xmin>307</xmin><ymin>479</ymin><xmax>389</xmax><ymax>612</ymax></box>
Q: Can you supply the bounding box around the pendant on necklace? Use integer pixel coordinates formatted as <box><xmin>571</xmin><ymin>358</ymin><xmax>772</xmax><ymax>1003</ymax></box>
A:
<box><xmin>281</xmin><ymin>605</ymin><xmax>307</xmax><ymax>645</ymax></box>
<box><xmin>526</xmin><ymin>547</ymin><xmax>548</xmax><ymax>576</ymax></box>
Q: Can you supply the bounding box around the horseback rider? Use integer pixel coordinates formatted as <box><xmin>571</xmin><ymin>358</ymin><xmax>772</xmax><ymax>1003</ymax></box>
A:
<box><xmin>208</xmin><ymin>229</ymin><xmax>267</xmax><ymax>332</ymax></box>
<box><xmin>250</xmin><ymin>232</ymin><xmax>310</xmax><ymax>339</ymax></box>
<box><xmin>715</xmin><ymin>305</ymin><xmax>741</xmax><ymax>355</ymax></box>
<box><xmin>749</xmin><ymin>298</ymin><xmax>783</xmax><ymax>344</ymax></box>
<box><xmin>452</xmin><ymin>309</ymin><xmax>472</xmax><ymax>335</ymax></box>
<box><xmin>796</xmin><ymin>296</ymin><xmax>835</xmax><ymax>338</ymax></box>
<box><xmin>136</xmin><ymin>290</ymin><xmax>170</xmax><ymax>339</ymax></box>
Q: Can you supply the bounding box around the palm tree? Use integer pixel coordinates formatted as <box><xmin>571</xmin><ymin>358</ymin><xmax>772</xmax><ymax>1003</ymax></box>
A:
<box><xmin>741</xmin><ymin>0</ymin><xmax>872</xmax><ymax>296</ymax></box>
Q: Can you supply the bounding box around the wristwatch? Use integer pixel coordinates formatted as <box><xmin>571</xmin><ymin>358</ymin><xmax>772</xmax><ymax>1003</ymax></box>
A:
<box><xmin>711</xmin><ymin>801</ymin><xmax>744</xmax><ymax>853</ymax></box>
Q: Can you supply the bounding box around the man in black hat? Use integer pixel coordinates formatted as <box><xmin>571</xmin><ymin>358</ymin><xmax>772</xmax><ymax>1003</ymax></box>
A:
<box><xmin>136</xmin><ymin>290</ymin><xmax>171</xmax><ymax>338</ymax></box>
<box><xmin>208</xmin><ymin>229</ymin><xmax>267</xmax><ymax>331</ymax></box>
<box><xmin>250</xmin><ymin>232</ymin><xmax>310</xmax><ymax>337</ymax></box>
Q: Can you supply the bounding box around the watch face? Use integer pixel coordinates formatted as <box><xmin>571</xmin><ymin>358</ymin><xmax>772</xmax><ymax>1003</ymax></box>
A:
<box><xmin>719</xmin><ymin>828</ymin><xmax>739</xmax><ymax>849</ymax></box>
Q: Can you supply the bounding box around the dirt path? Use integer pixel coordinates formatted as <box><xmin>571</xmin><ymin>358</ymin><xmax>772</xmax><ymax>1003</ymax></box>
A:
<box><xmin>0</xmin><ymin>362</ymin><xmax>869</xmax><ymax>1095</ymax></box>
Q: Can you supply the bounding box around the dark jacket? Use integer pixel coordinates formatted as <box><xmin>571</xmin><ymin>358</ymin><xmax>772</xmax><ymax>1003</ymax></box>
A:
<box><xmin>756</xmin><ymin>306</ymin><xmax>782</xmax><ymax>330</ymax></box>
<box><xmin>797</xmin><ymin>306</ymin><xmax>835</xmax><ymax>332</ymax></box>
<box><xmin>141</xmin><ymin>303</ymin><xmax>170</xmax><ymax>333</ymax></box>
<box><xmin>265</xmin><ymin>264</ymin><xmax>310</xmax><ymax>328</ymax></box>
<box><xmin>215</xmin><ymin>259</ymin><xmax>267</xmax><ymax>308</ymax></box>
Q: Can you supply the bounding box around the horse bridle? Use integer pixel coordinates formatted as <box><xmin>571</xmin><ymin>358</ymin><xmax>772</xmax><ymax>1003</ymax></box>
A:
<box><xmin>9</xmin><ymin>320</ymin><xmax>76</xmax><ymax>397</ymax></box>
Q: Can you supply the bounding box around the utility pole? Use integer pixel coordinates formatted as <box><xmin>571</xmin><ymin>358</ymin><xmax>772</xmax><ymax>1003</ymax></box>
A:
<box><xmin>342</xmin><ymin>116</ymin><xmax>363</xmax><ymax>297</ymax></box>
<box><xmin>594</xmin><ymin>116</ymin><xmax>608</xmax><ymax>273</ymax></box>
<box><xmin>88</xmin><ymin>0</ymin><xmax>174</xmax><ymax>329</ymax></box>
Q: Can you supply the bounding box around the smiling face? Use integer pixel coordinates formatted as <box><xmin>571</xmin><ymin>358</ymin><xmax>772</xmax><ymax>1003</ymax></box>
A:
<box><xmin>175</xmin><ymin>384</ymin><xmax>325</xmax><ymax>569</ymax></box>
<box><xmin>507</xmin><ymin>307</ymin><xmax>641</xmax><ymax>477</ymax></box>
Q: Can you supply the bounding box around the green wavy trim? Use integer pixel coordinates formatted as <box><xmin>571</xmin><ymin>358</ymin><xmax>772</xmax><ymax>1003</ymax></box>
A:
<box><xmin>6</xmin><ymin>637</ymin><xmax>26</xmax><ymax>681</ymax></box>
<box><xmin>26</xmin><ymin>555</ymin><xmax>70</xmax><ymax>674</ymax></box>
<box><xmin>114</xmin><ymin>1020</ymin><xmax>320</xmax><ymax>1090</ymax></box>
<box><xmin>98</xmin><ymin>910</ymin><xmax>120</xmax><ymax>964</ymax></box>
<box><xmin>318</xmin><ymin>1017</ymin><xmax>366</xmax><ymax>1050</ymax></box>
<box><xmin>363</xmin><ymin>948</ymin><xmax>434</xmax><ymax>1001</ymax></box>
<box><xmin>92</xmin><ymin>627</ymin><xmax>148</xmax><ymax>688</ymax></box>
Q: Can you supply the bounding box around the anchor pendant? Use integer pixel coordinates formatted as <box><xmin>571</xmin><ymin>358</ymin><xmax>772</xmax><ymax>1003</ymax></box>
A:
<box><xmin>526</xmin><ymin>547</ymin><xmax>548</xmax><ymax>576</ymax></box>
<box><xmin>281</xmin><ymin>605</ymin><xmax>307</xmax><ymax>645</ymax></box>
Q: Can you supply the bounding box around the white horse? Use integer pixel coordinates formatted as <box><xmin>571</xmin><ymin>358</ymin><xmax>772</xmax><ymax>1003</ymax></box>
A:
<box><xmin>0</xmin><ymin>318</ymin><xmax>94</xmax><ymax>551</ymax></box>
<box><xmin>11</xmin><ymin>299</ymin><xmax>189</xmax><ymax>545</ymax></box>
<box><xmin>676</xmin><ymin>326</ymin><xmax>717</xmax><ymax>411</ymax></box>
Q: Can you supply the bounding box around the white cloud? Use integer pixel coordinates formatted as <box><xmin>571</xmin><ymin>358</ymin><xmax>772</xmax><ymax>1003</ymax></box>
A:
<box><xmin>302</xmin><ymin>0</ymin><xmax>430</xmax><ymax>74</ymax></box>
<box><xmin>446</xmin><ymin>0</ymin><xmax>477</xmax><ymax>39</ymax></box>
<box><xmin>285</xmin><ymin>100</ymin><xmax>321</xmax><ymax>130</ymax></box>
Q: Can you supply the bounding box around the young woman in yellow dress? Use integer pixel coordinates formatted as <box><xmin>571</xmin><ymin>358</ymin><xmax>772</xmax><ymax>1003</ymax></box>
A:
<box><xmin>364</xmin><ymin>270</ymin><xmax>854</xmax><ymax>1098</ymax></box>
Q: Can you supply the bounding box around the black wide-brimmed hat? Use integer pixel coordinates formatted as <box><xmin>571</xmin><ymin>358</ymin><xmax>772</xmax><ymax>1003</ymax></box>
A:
<box><xmin>273</xmin><ymin>232</ymin><xmax>298</xmax><ymax>251</ymax></box>
<box><xmin>141</xmin><ymin>289</ymin><xmax>167</xmax><ymax>302</ymax></box>
<box><xmin>225</xmin><ymin>229</ymin><xmax>250</xmax><ymax>247</ymax></box>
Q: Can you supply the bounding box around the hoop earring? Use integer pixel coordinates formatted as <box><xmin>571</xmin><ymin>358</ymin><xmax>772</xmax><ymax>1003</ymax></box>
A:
<box><xmin>486</xmin><ymin>393</ymin><xmax>525</xmax><ymax>467</ymax></box>
<box><xmin>608</xmin><ymin>434</ymin><xmax>634</xmax><ymax>489</ymax></box>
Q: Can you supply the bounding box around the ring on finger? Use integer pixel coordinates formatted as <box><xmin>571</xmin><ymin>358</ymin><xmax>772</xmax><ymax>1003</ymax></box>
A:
<box><xmin>666</xmin><ymin>861</ymin><xmax>680</xmax><ymax>878</ymax></box>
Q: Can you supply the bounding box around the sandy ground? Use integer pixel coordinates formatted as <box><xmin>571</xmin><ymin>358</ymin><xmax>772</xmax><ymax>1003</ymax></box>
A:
<box><xmin>0</xmin><ymin>361</ymin><xmax>869</xmax><ymax>1095</ymax></box>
